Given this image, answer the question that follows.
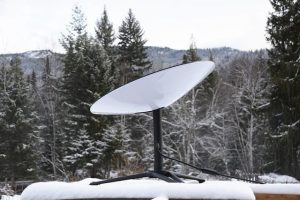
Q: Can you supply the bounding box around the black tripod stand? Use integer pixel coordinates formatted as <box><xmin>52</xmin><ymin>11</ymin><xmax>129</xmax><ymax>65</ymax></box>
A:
<box><xmin>90</xmin><ymin>109</ymin><xmax>204</xmax><ymax>185</ymax></box>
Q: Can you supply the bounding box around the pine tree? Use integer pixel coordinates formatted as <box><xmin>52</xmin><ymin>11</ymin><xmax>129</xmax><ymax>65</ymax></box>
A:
<box><xmin>266</xmin><ymin>0</ymin><xmax>300</xmax><ymax>178</ymax></box>
<box><xmin>30</xmin><ymin>70</ymin><xmax>37</xmax><ymax>91</ymax></box>
<box><xmin>100</xmin><ymin>122</ymin><xmax>130</xmax><ymax>177</ymax></box>
<box><xmin>95</xmin><ymin>8</ymin><xmax>115</xmax><ymax>55</ymax></box>
<box><xmin>209</xmin><ymin>49</ymin><xmax>214</xmax><ymax>62</ymax></box>
<box><xmin>0</xmin><ymin>57</ymin><xmax>37</xmax><ymax>181</ymax></box>
<box><xmin>61</xmin><ymin>6</ymin><xmax>115</xmax><ymax>177</ymax></box>
<box><xmin>35</xmin><ymin>56</ymin><xmax>66</xmax><ymax>179</ymax></box>
<box><xmin>26</xmin><ymin>68</ymin><xmax>46</xmax><ymax>179</ymax></box>
<box><xmin>115</xmin><ymin>9</ymin><xmax>151</xmax><ymax>171</ymax></box>
<box><xmin>182</xmin><ymin>41</ymin><xmax>200</xmax><ymax>64</ymax></box>
<box><xmin>118</xmin><ymin>9</ymin><xmax>151</xmax><ymax>84</ymax></box>
<box><xmin>95</xmin><ymin>7</ymin><xmax>119</xmax><ymax>89</ymax></box>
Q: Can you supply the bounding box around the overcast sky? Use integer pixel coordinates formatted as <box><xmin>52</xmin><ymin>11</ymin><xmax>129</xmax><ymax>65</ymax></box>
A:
<box><xmin>0</xmin><ymin>0</ymin><xmax>273</xmax><ymax>54</ymax></box>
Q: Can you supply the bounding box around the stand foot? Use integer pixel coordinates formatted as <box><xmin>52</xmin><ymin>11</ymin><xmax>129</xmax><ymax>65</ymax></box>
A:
<box><xmin>161</xmin><ymin>171</ymin><xmax>184</xmax><ymax>183</ymax></box>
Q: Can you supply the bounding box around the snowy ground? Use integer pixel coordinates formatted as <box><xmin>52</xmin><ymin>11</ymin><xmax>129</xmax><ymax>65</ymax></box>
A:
<box><xmin>258</xmin><ymin>173</ymin><xmax>299</xmax><ymax>183</ymax></box>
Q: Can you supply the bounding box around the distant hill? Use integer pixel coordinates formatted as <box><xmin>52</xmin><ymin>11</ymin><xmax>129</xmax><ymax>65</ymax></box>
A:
<box><xmin>0</xmin><ymin>47</ymin><xmax>246</xmax><ymax>78</ymax></box>
<box><xmin>147</xmin><ymin>46</ymin><xmax>244</xmax><ymax>71</ymax></box>
<box><xmin>0</xmin><ymin>50</ymin><xmax>64</xmax><ymax>79</ymax></box>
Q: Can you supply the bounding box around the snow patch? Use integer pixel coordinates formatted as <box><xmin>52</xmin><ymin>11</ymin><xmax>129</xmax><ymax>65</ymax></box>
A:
<box><xmin>23</xmin><ymin>50</ymin><xmax>52</xmax><ymax>59</ymax></box>
<box><xmin>259</xmin><ymin>173</ymin><xmax>299</xmax><ymax>183</ymax></box>
<box><xmin>1</xmin><ymin>195</ymin><xmax>20</xmax><ymax>200</ymax></box>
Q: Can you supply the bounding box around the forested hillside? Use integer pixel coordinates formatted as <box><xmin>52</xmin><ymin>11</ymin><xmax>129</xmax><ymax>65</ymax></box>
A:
<box><xmin>0</xmin><ymin>1</ymin><xmax>299</xmax><ymax>185</ymax></box>
<box><xmin>0</xmin><ymin>47</ymin><xmax>241</xmax><ymax>78</ymax></box>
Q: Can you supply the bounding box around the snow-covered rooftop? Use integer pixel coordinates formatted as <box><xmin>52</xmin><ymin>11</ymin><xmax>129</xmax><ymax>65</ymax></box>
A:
<box><xmin>249</xmin><ymin>183</ymin><xmax>300</xmax><ymax>195</ymax></box>
<box><xmin>21</xmin><ymin>179</ymin><xmax>255</xmax><ymax>200</ymax></box>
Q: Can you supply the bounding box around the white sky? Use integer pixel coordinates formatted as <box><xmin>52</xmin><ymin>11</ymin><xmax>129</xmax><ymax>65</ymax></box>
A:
<box><xmin>0</xmin><ymin>0</ymin><xmax>273</xmax><ymax>54</ymax></box>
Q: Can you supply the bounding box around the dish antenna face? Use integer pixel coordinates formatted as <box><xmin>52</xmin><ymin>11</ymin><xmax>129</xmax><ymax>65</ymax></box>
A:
<box><xmin>91</xmin><ymin>61</ymin><xmax>215</xmax><ymax>115</ymax></box>
<box><xmin>90</xmin><ymin>61</ymin><xmax>216</xmax><ymax>185</ymax></box>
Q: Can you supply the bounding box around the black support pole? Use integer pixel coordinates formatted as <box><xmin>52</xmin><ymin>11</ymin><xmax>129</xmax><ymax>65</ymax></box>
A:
<box><xmin>153</xmin><ymin>109</ymin><xmax>163</xmax><ymax>172</ymax></box>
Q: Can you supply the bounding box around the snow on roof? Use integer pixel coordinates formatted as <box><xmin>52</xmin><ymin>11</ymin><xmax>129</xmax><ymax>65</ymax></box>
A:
<box><xmin>21</xmin><ymin>179</ymin><xmax>255</xmax><ymax>200</ymax></box>
<box><xmin>249</xmin><ymin>183</ymin><xmax>300</xmax><ymax>195</ymax></box>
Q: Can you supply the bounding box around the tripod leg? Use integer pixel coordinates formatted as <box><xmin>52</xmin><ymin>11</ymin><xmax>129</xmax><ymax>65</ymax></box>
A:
<box><xmin>90</xmin><ymin>172</ymin><xmax>152</xmax><ymax>185</ymax></box>
<box><xmin>161</xmin><ymin>171</ymin><xmax>184</xmax><ymax>183</ymax></box>
<box><xmin>148</xmin><ymin>171</ymin><xmax>176</xmax><ymax>182</ymax></box>
<box><xmin>174</xmin><ymin>173</ymin><xmax>205</xmax><ymax>183</ymax></box>
<box><xmin>90</xmin><ymin>171</ymin><xmax>178</xmax><ymax>185</ymax></box>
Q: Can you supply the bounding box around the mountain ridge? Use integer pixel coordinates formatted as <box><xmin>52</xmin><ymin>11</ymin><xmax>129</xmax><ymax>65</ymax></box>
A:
<box><xmin>0</xmin><ymin>46</ymin><xmax>254</xmax><ymax>77</ymax></box>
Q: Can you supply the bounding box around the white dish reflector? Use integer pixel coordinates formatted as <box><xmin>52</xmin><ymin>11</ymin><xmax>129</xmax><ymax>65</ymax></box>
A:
<box><xmin>91</xmin><ymin>61</ymin><xmax>215</xmax><ymax>115</ymax></box>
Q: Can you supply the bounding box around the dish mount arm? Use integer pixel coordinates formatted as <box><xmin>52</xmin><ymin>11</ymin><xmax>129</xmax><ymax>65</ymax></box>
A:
<box><xmin>153</xmin><ymin>109</ymin><xmax>163</xmax><ymax>172</ymax></box>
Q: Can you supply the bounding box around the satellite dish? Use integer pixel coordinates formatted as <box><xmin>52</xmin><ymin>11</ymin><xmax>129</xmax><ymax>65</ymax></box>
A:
<box><xmin>90</xmin><ymin>61</ymin><xmax>217</xmax><ymax>185</ymax></box>
<box><xmin>90</xmin><ymin>61</ymin><xmax>215</xmax><ymax>115</ymax></box>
